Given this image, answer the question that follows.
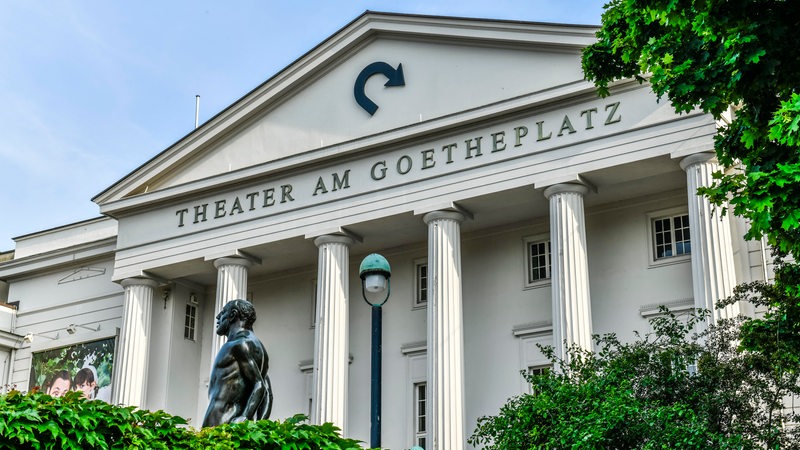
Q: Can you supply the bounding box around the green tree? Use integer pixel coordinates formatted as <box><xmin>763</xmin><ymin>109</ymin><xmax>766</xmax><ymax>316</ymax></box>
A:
<box><xmin>469</xmin><ymin>310</ymin><xmax>800</xmax><ymax>449</ymax></box>
<box><xmin>581</xmin><ymin>0</ymin><xmax>800</xmax><ymax>364</ymax></box>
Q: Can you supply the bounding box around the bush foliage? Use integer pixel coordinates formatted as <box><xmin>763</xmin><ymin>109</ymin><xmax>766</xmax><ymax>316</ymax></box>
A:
<box><xmin>469</xmin><ymin>310</ymin><xmax>800</xmax><ymax>449</ymax></box>
<box><xmin>0</xmin><ymin>390</ymin><xmax>362</xmax><ymax>449</ymax></box>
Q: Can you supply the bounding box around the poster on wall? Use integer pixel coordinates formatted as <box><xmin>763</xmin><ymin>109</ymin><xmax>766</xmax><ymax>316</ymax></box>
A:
<box><xmin>29</xmin><ymin>337</ymin><xmax>115</xmax><ymax>402</ymax></box>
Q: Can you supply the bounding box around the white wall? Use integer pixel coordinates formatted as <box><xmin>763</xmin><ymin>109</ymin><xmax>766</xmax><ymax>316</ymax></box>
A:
<box><xmin>9</xmin><ymin>257</ymin><xmax>123</xmax><ymax>389</ymax></box>
<box><xmin>147</xmin><ymin>284</ymin><xmax>172</xmax><ymax>411</ymax></box>
<box><xmin>0</xmin><ymin>348</ymin><xmax>11</xmax><ymax>387</ymax></box>
<box><xmin>587</xmin><ymin>191</ymin><xmax>694</xmax><ymax>341</ymax></box>
<box><xmin>461</xmin><ymin>227</ymin><xmax>552</xmax><ymax>446</ymax></box>
<box><xmin>163</xmin><ymin>284</ymin><xmax>205</xmax><ymax>423</ymax></box>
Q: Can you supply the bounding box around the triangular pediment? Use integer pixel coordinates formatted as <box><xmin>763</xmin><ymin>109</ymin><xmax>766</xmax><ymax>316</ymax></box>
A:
<box><xmin>94</xmin><ymin>12</ymin><xmax>597</xmax><ymax>212</ymax></box>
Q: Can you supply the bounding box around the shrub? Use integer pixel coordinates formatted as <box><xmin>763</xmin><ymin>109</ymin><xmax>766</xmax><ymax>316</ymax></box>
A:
<box><xmin>469</xmin><ymin>310</ymin><xmax>800</xmax><ymax>449</ymax></box>
<box><xmin>0</xmin><ymin>390</ymin><xmax>362</xmax><ymax>449</ymax></box>
<box><xmin>195</xmin><ymin>414</ymin><xmax>362</xmax><ymax>449</ymax></box>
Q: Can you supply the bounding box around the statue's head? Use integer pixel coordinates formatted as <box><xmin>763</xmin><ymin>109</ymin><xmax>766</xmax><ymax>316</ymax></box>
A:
<box><xmin>217</xmin><ymin>299</ymin><xmax>257</xmax><ymax>335</ymax></box>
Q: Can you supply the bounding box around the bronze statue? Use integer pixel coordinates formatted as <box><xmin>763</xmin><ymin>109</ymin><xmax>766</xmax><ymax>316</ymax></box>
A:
<box><xmin>203</xmin><ymin>299</ymin><xmax>272</xmax><ymax>427</ymax></box>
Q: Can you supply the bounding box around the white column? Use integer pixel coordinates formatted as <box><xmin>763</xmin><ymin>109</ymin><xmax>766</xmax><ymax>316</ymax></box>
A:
<box><xmin>544</xmin><ymin>183</ymin><xmax>593</xmax><ymax>363</ymax></box>
<box><xmin>312</xmin><ymin>235</ymin><xmax>354</xmax><ymax>431</ymax></box>
<box><xmin>423</xmin><ymin>210</ymin><xmax>466</xmax><ymax>450</ymax></box>
<box><xmin>112</xmin><ymin>277</ymin><xmax>158</xmax><ymax>407</ymax></box>
<box><xmin>680</xmin><ymin>153</ymin><xmax>739</xmax><ymax>322</ymax></box>
<box><xmin>211</xmin><ymin>257</ymin><xmax>252</xmax><ymax>362</ymax></box>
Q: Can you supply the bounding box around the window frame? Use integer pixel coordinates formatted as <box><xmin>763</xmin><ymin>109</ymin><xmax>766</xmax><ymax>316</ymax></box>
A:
<box><xmin>412</xmin><ymin>258</ymin><xmax>428</xmax><ymax>309</ymax></box>
<box><xmin>403</xmin><ymin>348</ymin><xmax>427</xmax><ymax>449</ymax></box>
<box><xmin>514</xmin><ymin>326</ymin><xmax>553</xmax><ymax>394</ymax></box>
<box><xmin>527</xmin><ymin>364</ymin><xmax>552</xmax><ymax>394</ymax></box>
<box><xmin>413</xmin><ymin>381</ymin><xmax>427</xmax><ymax>449</ymax></box>
<box><xmin>647</xmin><ymin>207</ymin><xmax>692</xmax><ymax>267</ymax></box>
<box><xmin>298</xmin><ymin>360</ymin><xmax>314</xmax><ymax>418</ymax></box>
<box><xmin>183</xmin><ymin>302</ymin><xmax>197</xmax><ymax>341</ymax></box>
<box><xmin>523</xmin><ymin>233</ymin><xmax>552</xmax><ymax>289</ymax></box>
<box><xmin>310</xmin><ymin>279</ymin><xmax>317</xmax><ymax>329</ymax></box>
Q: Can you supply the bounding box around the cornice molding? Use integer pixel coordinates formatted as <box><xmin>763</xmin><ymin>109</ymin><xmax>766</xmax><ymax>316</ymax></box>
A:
<box><xmin>0</xmin><ymin>238</ymin><xmax>117</xmax><ymax>281</ymax></box>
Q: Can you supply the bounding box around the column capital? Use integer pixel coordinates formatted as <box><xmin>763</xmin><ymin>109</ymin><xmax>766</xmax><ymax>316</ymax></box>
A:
<box><xmin>213</xmin><ymin>256</ymin><xmax>253</xmax><ymax>270</ymax></box>
<box><xmin>120</xmin><ymin>277</ymin><xmax>159</xmax><ymax>289</ymax></box>
<box><xmin>313</xmin><ymin>234</ymin><xmax>356</xmax><ymax>248</ymax></box>
<box><xmin>422</xmin><ymin>210</ymin><xmax>466</xmax><ymax>225</ymax></box>
<box><xmin>543</xmin><ymin>182</ymin><xmax>590</xmax><ymax>199</ymax></box>
<box><xmin>679</xmin><ymin>152</ymin><xmax>717</xmax><ymax>171</ymax></box>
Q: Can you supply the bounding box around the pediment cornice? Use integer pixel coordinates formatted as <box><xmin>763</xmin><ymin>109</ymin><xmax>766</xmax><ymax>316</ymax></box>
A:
<box><xmin>93</xmin><ymin>12</ymin><xmax>598</xmax><ymax>212</ymax></box>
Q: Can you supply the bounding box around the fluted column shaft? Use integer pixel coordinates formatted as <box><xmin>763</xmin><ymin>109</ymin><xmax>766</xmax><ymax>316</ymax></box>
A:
<box><xmin>680</xmin><ymin>153</ymin><xmax>739</xmax><ymax>322</ymax></box>
<box><xmin>544</xmin><ymin>183</ymin><xmax>593</xmax><ymax>363</ymax></box>
<box><xmin>312</xmin><ymin>235</ymin><xmax>354</xmax><ymax>431</ymax></box>
<box><xmin>211</xmin><ymin>257</ymin><xmax>252</xmax><ymax>363</ymax></box>
<box><xmin>113</xmin><ymin>277</ymin><xmax>158</xmax><ymax>407</ymax></box>
<box><xmin>423</xmin><ymin>211</ymin><xmax>466</xmax><ymax>450</ymax></box>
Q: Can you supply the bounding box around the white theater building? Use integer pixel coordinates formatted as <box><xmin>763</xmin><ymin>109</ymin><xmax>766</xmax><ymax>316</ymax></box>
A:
<box><xmin>0</xmin><ymin>12</ymin><xmax>770</xmax><ymax>450</ymax></box>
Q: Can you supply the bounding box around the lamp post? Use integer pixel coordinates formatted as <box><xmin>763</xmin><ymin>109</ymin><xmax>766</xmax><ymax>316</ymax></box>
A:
<box><xmin>359</xmin><ymin>253</ymin><xmax>391</xmax><ymax>450</ymax></box>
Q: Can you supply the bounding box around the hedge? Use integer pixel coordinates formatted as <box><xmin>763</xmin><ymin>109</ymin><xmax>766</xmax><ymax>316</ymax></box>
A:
<box><xmin>0</xmin><ymin>390</ymin><xmax>363</xmax><ymax>449</ymax></box>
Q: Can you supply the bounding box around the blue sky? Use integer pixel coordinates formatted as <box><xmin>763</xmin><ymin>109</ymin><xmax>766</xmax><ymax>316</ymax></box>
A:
<box><xmin>0</xmin><ymin>0</ymin><xmax>607</xmax><ymax>250</ymax></box>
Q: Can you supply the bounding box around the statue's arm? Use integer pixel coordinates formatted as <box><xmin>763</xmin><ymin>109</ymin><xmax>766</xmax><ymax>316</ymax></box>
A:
<box><xmin>231</xmin><ymin>341</ymin><xmax>267</xmax><ymax>422</ymax></box>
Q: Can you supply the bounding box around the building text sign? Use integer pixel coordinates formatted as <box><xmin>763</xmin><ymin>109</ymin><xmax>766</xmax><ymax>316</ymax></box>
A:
<box><xmin>174</xmin><ymin>97</ymin><xmax>627</xmax><ymax>230</ymax></box>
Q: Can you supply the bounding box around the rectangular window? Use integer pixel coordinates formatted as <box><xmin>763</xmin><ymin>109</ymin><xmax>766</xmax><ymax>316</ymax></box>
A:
<box><xmin>404</xmin><ymin>351</ymin><xmax>427</xmax><ymax>449</ymax></box>
<box><xmin>653</xmin><ymin>214</ymin><xmax>691</xmax><ymax>259</ymax></box>
<box><xmin>310</xmin><ymin>279</ymin><xmax>317</xmax><ymax>328</ymax></box>
<box><xmin>528</xmin><ymin>240</ymin><xmax>551</xmax><ymax>282</ymax></box>
<box><xmin>527</xmin><ymin>364</ymin><xmax>551</xmax><ymax>394</ymax></box>
<box><xmin>524</xmin><ymin>236</ymin><xmax>551</xmax><ymax>286</ymax></box>
<box><xmin>413</xmin><ymin>382</ymin><xmax>427</xmax><ymax>448</ymax></box>
<box><xmin>305</xmin><ymin>371</ymin><xmax>314</xmax><ymax>417</ymax></box>
<box><xmin>184</xmin><ymin>303</ymin><xmax>197</xmax><ymax>341</ymax></box>
<box><xmin>414</xmin><ymin>259</ymin><xmax>428</xmax><ymax>308</ymax></box>
<box><xmin>528</xmin><ymin>365</ymin><xmax>550</xmax><ymax>377</ymax></box>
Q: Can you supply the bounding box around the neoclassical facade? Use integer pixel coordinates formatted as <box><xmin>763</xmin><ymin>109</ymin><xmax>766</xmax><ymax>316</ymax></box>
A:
<box><xmin>0</xmin><ymin>12</ymin><xmax>769</xmax><ymax>450</ymax></box>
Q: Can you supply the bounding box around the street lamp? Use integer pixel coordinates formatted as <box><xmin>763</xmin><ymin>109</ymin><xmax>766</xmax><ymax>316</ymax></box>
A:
<box><xmin>359</xmin><ymin>253</ymin><xmax>391</xmax><ymax>450</ymax></box>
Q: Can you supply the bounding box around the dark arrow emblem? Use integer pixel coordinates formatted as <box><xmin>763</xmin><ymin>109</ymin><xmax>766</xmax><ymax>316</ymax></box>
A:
<box><xmin>353</xmin><ymin>62</ymin><xmax>405</xmax><ymax>116</ymax></box>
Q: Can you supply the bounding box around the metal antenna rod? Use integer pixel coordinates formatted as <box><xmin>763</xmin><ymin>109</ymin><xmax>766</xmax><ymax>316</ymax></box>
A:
<box><xmin>195</xmin><ymin>95</ymin><xmax>200</xmax><ymax>129</ymax></box>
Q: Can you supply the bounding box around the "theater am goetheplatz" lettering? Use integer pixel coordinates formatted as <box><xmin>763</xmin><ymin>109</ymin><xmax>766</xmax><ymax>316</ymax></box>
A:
<box><xmin>175</xmin><ymin>100</ymin><xmax>622</xmax><ymax>228</ymax></box>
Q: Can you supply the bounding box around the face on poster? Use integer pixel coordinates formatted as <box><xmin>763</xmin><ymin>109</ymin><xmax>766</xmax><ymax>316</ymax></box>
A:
<box><xmin>29</xmin><ymin>337</ymin><xmax>115</xmax><ymax>402</ymax></box>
